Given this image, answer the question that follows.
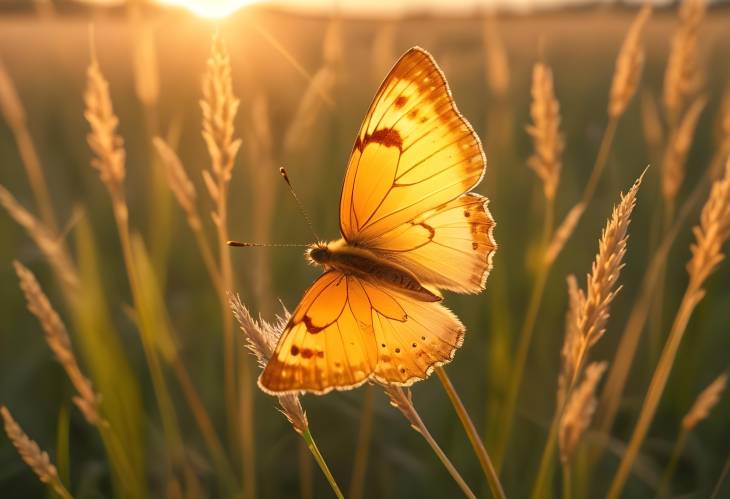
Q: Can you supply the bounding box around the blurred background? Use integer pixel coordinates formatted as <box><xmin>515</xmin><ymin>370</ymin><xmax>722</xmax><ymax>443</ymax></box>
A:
<box><xmin>0</xmin><ymin>0</ymin><xmax>728</xmax><ymax>498</ymax></box>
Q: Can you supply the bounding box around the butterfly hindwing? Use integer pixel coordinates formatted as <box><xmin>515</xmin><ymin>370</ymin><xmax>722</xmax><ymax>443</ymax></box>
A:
<box><xmin>366</xmin><ymin>193</ymin><xmax>496</xmax><ymax>293</ymax></box>
<box><xmin>259</xmin><ymin>271</ymin><xmax>464</xmax><ymax>394</ymax></box>
<box><xmin>339</xmin><ymin>47</ymin><xmax>493</xmax><ymax>292</ymax></box>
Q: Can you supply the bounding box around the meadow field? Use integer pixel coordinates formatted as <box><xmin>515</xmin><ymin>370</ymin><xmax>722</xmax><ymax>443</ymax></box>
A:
<box><xmin>0</xmin><ymin>3</ymin><xmax>728</xmax><ymax>498</ymax></box>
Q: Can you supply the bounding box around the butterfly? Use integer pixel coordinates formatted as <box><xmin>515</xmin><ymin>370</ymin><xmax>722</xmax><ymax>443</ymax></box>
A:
<box><xmin>259</xmin><ymin>47</ymin><xmax>496</xmax><ymax>394</ymax></box>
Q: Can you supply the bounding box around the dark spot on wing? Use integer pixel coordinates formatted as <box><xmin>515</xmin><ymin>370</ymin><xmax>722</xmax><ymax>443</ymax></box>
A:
<box><xmin>290</xmin><ymin>345</ymin><xmax>300</xmax><ymax>356</ymax></box>
<box><xmin>301</xmin><ymin>348</ymin><xmax>314</xmax><ymax>359</ymax></box>
<box><xmin>302</xmin><ymin>315</ymin><xmax>325</xmax><ymax>334</ymax></box>
<box><xmin>394</xmin><ymin>95</ymin><xmax>408</xmax><ymax>109</ymax></box>
<box><xmin>355</xmin><ymin>128</ymin><xmax>403</xmax><ymax>151</ymax></box>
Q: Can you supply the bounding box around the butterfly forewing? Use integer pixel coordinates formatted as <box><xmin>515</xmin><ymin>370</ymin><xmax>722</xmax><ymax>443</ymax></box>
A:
<box><xmin>339</xmin><ymin>47</ymin><xmax>495</xmax><ymax>293</ymax></box>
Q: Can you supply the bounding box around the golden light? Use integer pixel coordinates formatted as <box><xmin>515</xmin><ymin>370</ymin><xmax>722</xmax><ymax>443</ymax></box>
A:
<box><xmin>157</xmin><ymin>0</ymin><xmax>258</xmax><ymax>19</ymax></box>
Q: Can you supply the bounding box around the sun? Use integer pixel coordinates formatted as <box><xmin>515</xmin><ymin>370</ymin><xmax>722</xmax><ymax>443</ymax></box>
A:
<box><xmin>157</xmin><ymin>0</ymin><xmax>258</xmax><ymax>19</ymax></box>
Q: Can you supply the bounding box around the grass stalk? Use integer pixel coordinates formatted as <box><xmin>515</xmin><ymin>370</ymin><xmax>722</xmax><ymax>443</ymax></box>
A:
<box><xmin>710</xmin><ymin>457</ymin><xmax>730</xmax><ymax>499</ymax></box>
<box><xmin>299</xmin><ymin>439</ymin><xmax>314</xmax><ymax>499</ymax></box>
<box><xmin>581</xmin><ymin>117</ymin><xmax>618</xmax><ymax>210</ymax></box>
<box><xmin>655</xmin><ymin>428</ymin><xmax>688</xmax><ymax>499</ymax></box>
<box><xmin>561</xmin><ymin>462</ymin><xmax>571</xmax><ymax>499</ymax></box>
<box><xmin>301</xmin><ymin>428</ymin><xmax>346</xmax><ymax>499</ymax></box>
<box><xmin>199</xmin><ymin>35</ymin><xmax>254</xmax><ymax>493</ymax></box>
<box><xmin>349</xmin><ymin>385</ymin><xmax>375</xmax><ymax>499</ymax></box>
<box><xmin>436</xmin><ymin>367</ymin><xmax>506</xmax><ymax>499</ymax></box>
<box><xmin>171</xmin><ymin>356</ymin><xmax>239</xmax><ymax>494</ymax></box>
<box><xmin>494</xmin><ymin>197</ymin><xmax>554</xmax><ymax>469</ymax></box>
<box><xmin>385</xmin><ymin>385</ymin><xmax>478</xmax><ymax>499</ymax></box>
<box><xmin>530</xmin><ymin>347</ymin><xmax>587</xmax><ymax>499</ymax></box>
<box><xmin>0</xmin><ymin>59</ymin><xmax>58</xmax><ymax>232</ymax></box>
<box><xmin>606</xmin><ymin>285</ymin><xmax>700</xmax><ymax>498</ymax></box>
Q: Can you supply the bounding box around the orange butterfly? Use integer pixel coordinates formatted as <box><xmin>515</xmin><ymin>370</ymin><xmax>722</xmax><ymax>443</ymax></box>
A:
<box><xmin>259</xmin><ymin>47</ymin><xmax>496</xmax><ymax>394</ymax></box>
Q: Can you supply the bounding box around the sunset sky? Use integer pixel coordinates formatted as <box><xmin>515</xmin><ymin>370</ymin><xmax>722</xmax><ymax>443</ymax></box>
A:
<box><xmin>80</xmin><ymin>0</ymin><xmax>669</xmax><ymax>18</ymax></box>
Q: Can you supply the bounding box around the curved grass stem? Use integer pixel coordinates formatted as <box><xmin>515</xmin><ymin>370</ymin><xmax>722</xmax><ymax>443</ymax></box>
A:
<box><xmin>580</xmin><ymin>117</ymin><xmax>618</xmax><ymax>209</ymax></box>
<box><xmin>349</xmin><ymin>385</ymin><xmax>375</xmax><ymax>499</ymax></box>
<box><xmin>493</xmin><ymin>198</ymin><xmax>554</xmax><ymax>469</ymax></box>
<box><xmin>656</xmin><ymin>428</ymin><xmax>688</xmax><ymax>499</ymax></box>
<box><xmin>301</xmin><ymin>428</ymin><xmax>345</xmax><ymax>499</ymax></box>
<box><xmin>436</xmin><ymin>367</ymin><xmax>506</xmax><ymax>499</ymax></box>
<box><xmin>606</xmin><ymin>284</ymin><xmax>704</xmax><ymax>499</ymax></box>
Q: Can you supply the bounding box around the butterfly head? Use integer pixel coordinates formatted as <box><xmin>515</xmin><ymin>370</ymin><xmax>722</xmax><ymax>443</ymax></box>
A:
<box><xmin>306</xmin><ymin>242</ymin><xmax>331</xmax><ymax>266</ymax></box>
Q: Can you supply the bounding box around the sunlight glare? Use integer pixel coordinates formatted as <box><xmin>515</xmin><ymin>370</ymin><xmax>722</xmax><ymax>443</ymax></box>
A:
<box><xmin>157</xmin><ymin>0</ymin><xmax>257</xmax><ymax>19</ymax></box>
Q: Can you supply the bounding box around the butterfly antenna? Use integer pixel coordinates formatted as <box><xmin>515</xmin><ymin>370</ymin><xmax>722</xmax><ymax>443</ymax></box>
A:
<box><xmin>279</xmin><ymin>166</ymin><xmax>320</xmax><ymax>241</ymax></box>
<box><xmin>227</xmin><ymin>241</ymin><xmax>309</xmax><ymax>248</ymax></box>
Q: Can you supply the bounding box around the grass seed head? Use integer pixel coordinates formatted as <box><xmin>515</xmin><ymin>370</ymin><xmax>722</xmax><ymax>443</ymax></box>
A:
<box><xmin>687</xmin><ymin>158</ymin><xmax>730</xmax><ymax>287</ymax></box>
<box><xmin>527</xmin><ymin>62</ymin><xmax>563</xmax><ymax>201</ymax></box>
<box><xmin>577</xmin><ymin>174</ymin><xmax>643</xmax><ymax>349</ymax></box>
<box><xmin>663</xmin><ymin>0</ymin><xmax>706</xmax><ymax>123</ymax></box>
<box><xmin>559</xmin><ymin>362</ymin><xmax>608</xmax><ymax>464</ymax></box>
<box><xmin>609</xmin><ymin>5</ymin><xmax>651</xmax><ymax>119</ymax></box>
<box><xmin>682</xmin><ymin>373</ymin><xmax>727</xmax><ymax>430</ymax></box>
<box><xmin>0</xmin><ymin>185</ymin><xmax>78</xmax><ymax>289</ymax></box>
<box><xmin>230</xmin><ymin>294</ymin><xmax>308</xmax><ymax>434</ymax></box>
<box><xmin>201</xmin><ymin>32</ymin><xmax>241</xmax><ymax>190</ymax></box>
<box><xmin>14</xmin><ymin>261</ymin><xmax>101</xmax><ymax>425</ymax></box>
<box><xmin>1</xmin><ymin>406</ymin><xmax>59</xmax><ymax>485</ymax></box>
<box><xmin>153</xmin><ymin>137</ymin><xmax>201</xmax><ymax>230</ymax></box>
<box><xmin>661</xmin><ymin>96</ymin><xmax>706</xmax><ymax>203</ymax></box>
<box><xmin>483</xmin><ymin>13</ymin><xmax>510</xmax><ymax>98</ymax></box>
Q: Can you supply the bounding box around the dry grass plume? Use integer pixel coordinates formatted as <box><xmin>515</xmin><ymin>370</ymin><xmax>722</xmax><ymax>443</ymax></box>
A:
<box><xmin>608</xmin><ymin>5</ymin><xmax>651</xmax><ymax>119</ymax></box>
<box><xmin>526</xmin><ymin>62</ymin><xmax>563</xmax><ymax>201</ymax></box>
<box><xmin>13</xmin><ymin>261</ymin><xmax>101</xmax><ymax>425</ymax></box>
<box><xmin>682</xmin><ymin>373</ymin><xmax>727</xmax><ymax>430</ymax></box>
<box><xmin>1</xmin><ymin>406</ymin><xmax>72</xmax><ymax>499</ymax></box>
<box><xmin>661</xmin><ymin>96</ymin><xmax>706</xmax><ymax>204</ymax></box>
<box><xmin>559</xmin><ymin>361</ymin><xmax>608</xmax><ymax>464</ymax></box>
<box><xmin>663</xmin><ymin>0</ymin><xmax>706</xmax><ymax>124</ymax></box>
<box><xmin>84</xmin><ymin>54</ymin><xmax>126</xmax><ymax>220</ymax></box>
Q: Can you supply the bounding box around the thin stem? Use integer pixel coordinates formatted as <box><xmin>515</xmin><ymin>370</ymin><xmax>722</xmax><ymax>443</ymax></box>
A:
<box><xmin>561</xmin><ymin>462</ymin><xmax>572</xmax><ymax>499</ymax></box>
<box><xmin>349</xmin><ymin>385</ymin><xmax>375</xmax><ymax>499</ymax></box>
<box><xmin>607</xmin><ymin>284</ymin><xmax>703</xmax><ymax>499</ymax></box>
<box><xmin>49</xmin><ymin>479</ymin><xmax>74</xmax><ymax>499</ymax></box>
<box><xmin>97</xmin><ymin>421</ymin><xmax>143</xmax><ymax>498</ymax></box>
<box><xmin>216</xmin><ymin>181</ymin><xmax>255</xmax><ymax>499</ymax></box>
<box><xmin>436</xmin><ymin>367</ymin><xmax>506</xmax><ymax>499</ymax></box>
<box><xmin>192</xmin><ymin>224</ymin><xmax>222</xmax><ymax>293</ymax></box>
<box><xmin>656</xmin><ymin>428</ymin><xmax>688</xmax><ymax>499</ymax></box>
<box><xmin>494</xmin><ymin>197</ymin><xmax>554</xmax><ymax>469</ymax></box>
<box><xmin>216</xmin><ymin>185</ymin><xmax>239</xmax><ymax>462</ymax></box>
<box><xmin>112</xmin><ymin>202</ymin><xmax>184</xmax><ymax>481</ymax></box>
<box><xmin>530</xmin><ymin>344</ymin><xmax>588</xmax><ymax>499</ymax></box>
<box><xmin>298</xmin><ymin>439</ymin><xmax>313</xmax><ymax>499</ymax></box>
<box><xmin>580</xmin><ymin>117</ymin><xmax>618</xmax><ymax>208</ymax></box>
<box><xmin>710</xmin><ymin>456</ymin><xmax>730</xmax><ymax>499</ymax></box>
<box><xmin>171</xmin><ymin>356</ymin><xmax>239</xmax><ymax>495</ymax></box>
<box><xmin>7</xmin><ymin>104</ymin><xmax>59</xmax><ymax>232</ymax></box>
<box><xmin>387</xmin><ymin>386</ymin><xmax>478</xmax><ymax>498</ymax></box>
<box><xmin>301</xmin><ymin>428</ymin><xmax>345</xmax><ymax>499</ymax></box>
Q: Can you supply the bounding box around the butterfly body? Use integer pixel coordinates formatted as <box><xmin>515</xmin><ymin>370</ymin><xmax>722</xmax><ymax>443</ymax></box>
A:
<box><xmin>259</xmin><ymin>47</ymin><xmax>496</xmax><ymax>395</ymax></box>
<box><xmin>307</xmin><ymin>240</ymin><xmax>442</xmax><ymax>302</ymax></box>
